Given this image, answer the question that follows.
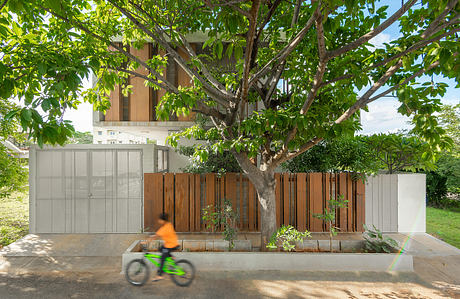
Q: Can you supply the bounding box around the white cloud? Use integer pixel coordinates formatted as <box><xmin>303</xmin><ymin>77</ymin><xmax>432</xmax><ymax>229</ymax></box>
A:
<box><xmin>368</xmin><ymin>33</ymin><xmax>391</xmax><ymax>49</ymax></box>
<box><xmin>359</xmin><ymin>98</ymin><xmax>412</xmax><ymax>135</ymax></box>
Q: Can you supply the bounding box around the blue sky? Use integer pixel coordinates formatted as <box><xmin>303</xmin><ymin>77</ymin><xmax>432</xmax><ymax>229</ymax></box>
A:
<box><xmin>64</xmin><ymin>1</ymin><xmax>460</xmax><ymax>133</ymax></box>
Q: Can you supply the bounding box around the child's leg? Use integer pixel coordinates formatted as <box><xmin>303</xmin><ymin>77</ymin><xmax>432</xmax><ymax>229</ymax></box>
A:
<box><xmin>157</xmin><ymin>246</ymin><xmax>171</xmax><ymax>277</ymax></box>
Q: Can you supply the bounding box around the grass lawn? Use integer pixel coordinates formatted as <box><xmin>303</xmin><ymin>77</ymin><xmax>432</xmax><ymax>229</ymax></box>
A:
<box><xmin>426</xmin><ymin>206</ymin><xmax>460</xmax><ymax>249</ymax></box>
<box><xmin>0</xmin><ymin>192</ymin><xmax>29</xmax><ymax>248</ymax></box>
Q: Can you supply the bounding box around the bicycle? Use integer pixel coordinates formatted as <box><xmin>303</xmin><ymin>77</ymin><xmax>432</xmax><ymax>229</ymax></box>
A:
<box><xmin>125</xmin><ymin>243</ymin><xmax>195</xmax><ymax>287</ymax></box>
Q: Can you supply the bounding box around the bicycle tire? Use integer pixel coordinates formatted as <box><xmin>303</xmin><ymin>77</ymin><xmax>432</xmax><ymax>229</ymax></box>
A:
<box><xmin>125</xmin><ymin>259</ymin><xmax>150</xmax><ymax>286</ymax></box>
<box><xmin>170</xmin><ymin>259</ymin><xmax>195</xmax><ymax>287</ymax></box>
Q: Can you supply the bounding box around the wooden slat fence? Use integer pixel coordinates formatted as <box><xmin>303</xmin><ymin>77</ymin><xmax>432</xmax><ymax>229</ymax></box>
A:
<box><xmin>144</xmin><ymin>173</ymin><xmax>365</xmax><ymax>232</ymax></box>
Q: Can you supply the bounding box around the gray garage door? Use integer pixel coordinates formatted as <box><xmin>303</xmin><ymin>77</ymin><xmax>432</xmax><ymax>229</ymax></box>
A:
<box><xmin>33</xmin><ymin>149</ymin><xmax>142</xmax><ymax>233</ymax></box>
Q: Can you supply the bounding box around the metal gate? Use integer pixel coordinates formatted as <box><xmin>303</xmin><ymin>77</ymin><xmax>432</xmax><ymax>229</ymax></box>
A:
<box><xmin>31</xmin><ymin>148</ymin><xmax>143</xmax><ymax>233</ymax></box>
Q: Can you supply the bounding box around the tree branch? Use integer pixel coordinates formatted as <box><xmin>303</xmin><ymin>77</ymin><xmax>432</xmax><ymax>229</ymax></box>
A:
<box><xmin>335</xmin><ymin>59</ymin><xmax>404</xmax><ymax>125</ymax></box>
<box><xmin>320</xmin><ymin>26</ymin><xmax>460</xmax><ymax>89</ymax></box>
<box><xmin>107</xmin><ymin>0</ymin><xmax>233</xmax><ymax>107</ymax></box>
<box><xmin>239</xmin><ymin>0</ymin><xmax>262</xmax><ymax>120</ymax></box>
<box><xmin>327</xmin><ymin>0</ymin><xmax>417</xmax><ymax>60</ymax></box>
<box><xmin>0</xmin><ymin>0</ymin><xmax>7</xmax><ymax>11</ymax></box>
<box><xmin>249</xmin><ymin>3</ymin><xmax>320</xmax><ymax>87</ymax></box>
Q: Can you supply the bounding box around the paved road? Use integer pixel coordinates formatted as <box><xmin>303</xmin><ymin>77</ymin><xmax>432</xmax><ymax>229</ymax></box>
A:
<box><xmin>0</xmin><ymin>270</ymin><xmax>457</xmax><ymax>299</ymax></box>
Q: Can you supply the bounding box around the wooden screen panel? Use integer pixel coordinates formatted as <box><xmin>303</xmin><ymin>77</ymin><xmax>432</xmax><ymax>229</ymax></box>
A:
<box><xmin>275</xmin><ymin>173</ymin><xmax>281</xmax><ymax>227</ymax></box>
<box><xmin>309</xmin><ymin>173</ymin><xmax>323</xmax><ymax>232</ymax></box>
<box><xmin>164</xmin><ymin>173</ymin><xmax>175</xmax><ymax>226</ymax></box>
<box><xmin>239</xmin><ymin>174</ymin><xmax>244</xmax><ymax>229</ymax></box>
<box><xmin>338</xmin><ymin>173</ymin><xmax>348</xmax><ymax>231</ymax></box>
<box><xmin>356</xmin><ymin>178</ymin><xmax>365</xmax><ymax>232</ymax></box>
<box><xmin>296</xmin><ymin>173</ymin><xmax>307</xmax><ymax>231</ymax></box>
<box><xmin>175</xmin><ymin>173</ymin><xmax>189</xmax><ymax>231</ymax></box>
<box><xmin>129</xmin><ymin>45</ymin><xmax>151</xmax><ymax>121</ymax></box>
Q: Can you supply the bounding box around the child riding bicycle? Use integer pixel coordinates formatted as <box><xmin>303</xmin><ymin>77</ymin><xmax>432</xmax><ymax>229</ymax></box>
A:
<box><xmin>141</xmin><ymin>213</ymin><xmax>180</xmax><ymax>282</ymax></box>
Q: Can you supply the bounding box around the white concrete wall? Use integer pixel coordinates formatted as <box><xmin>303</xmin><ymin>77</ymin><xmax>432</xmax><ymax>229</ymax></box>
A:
<box><xmin>397</xmin><ymin>173</ymin><xmax>426</xmax><ymax>233</ymax></box>
<box><xmin>365</xmin><ymin>173</ymin><xmax>426</xmax><ymax>233</ymax></box>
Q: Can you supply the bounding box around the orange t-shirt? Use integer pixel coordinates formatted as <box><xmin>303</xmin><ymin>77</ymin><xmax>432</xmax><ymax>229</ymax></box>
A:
<box><xmin>156</xmin><ymin>222</ymin><xmax>179</xmax><ymax>248</ymax></box>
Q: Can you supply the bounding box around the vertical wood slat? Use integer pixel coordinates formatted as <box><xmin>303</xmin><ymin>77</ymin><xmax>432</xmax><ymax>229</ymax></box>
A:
<box><xmin>338</xmin><ymin>173</ymin><xmax>348</xmax><ymax>231</ymax></box>
<box><xmin>226</xmin><ymin>173</ymin><xmax>237</xmax><ymax>213</ymax></box>
<box><xmin>324</xmin><ymin>173</ymin><xmax>331</xmax><ymax>232</ymax></box>
<box><xmin>248</xmin><ymin>181</ymin><xmax>255</xmax><ymax>231</ymax></box>
<box><xmin>143</xmin><ymin>173</ymin><xmax>155</xmax><ymax>231</ymax></box>
<box><xmin>205</xmin><ymin>173</ymin><xmax>215</xmax><ymax>231</ymax></box>
<box><xmin>275</xmin><ymin>173</ymin><xmax>281</xmax><ymax>227</ymax></box>
<box><xmin>309</xmin><ymin>173</ymin><xmax>323</xmax><ymax>232</ymax></box>
<box><xmin>239</xmin><ymin>174</ymin><xmax>244</xmax><ymax>229</ymax></box>
<box><xmin>283</xmin><ymin>173</ymin><xmax>290</xmax><ymax>226</ymax></box>
<box><xmin>195</xmin><ymin>174</ymin><xmax>201</xmax><ymax>231</ymax></box>
<box><xmin>175</xmin><ymin>173</ymin><xmax>189</xmax><ymax>231</ymax></box>
<box><xmin>356</xmin><ymin>178</ymin><xmax>365</xmax><ymax>232</ymax></box>
<box><xmin>189</xmin><ymin>173</ymin><xmax>195</xmax><ymax>231</ymax></box>
<box><xmin>164</xmin><ymin>173</ymin><xmax>175</xmax><ymax>227</ymax></box>
<box><xmin>205</xmin><ymin>173</ymin><xmax>215</xmax><ymax>207</ymax></box>
<box><xmin>347</xmin><ymin>173</ymin><xmax>353</xmax><ymax>232</ymax></box>
<box><xmin>296</xmin><ymin>173</ymin><xmax>307</xmax><ymax>231</ymax></box>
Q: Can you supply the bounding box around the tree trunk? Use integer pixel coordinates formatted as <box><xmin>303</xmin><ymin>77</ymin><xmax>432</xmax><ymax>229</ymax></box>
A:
<box><xmin>254</xmin><ymin>174</ymin><xmax>277</xmax><ymax>251</ymax></box>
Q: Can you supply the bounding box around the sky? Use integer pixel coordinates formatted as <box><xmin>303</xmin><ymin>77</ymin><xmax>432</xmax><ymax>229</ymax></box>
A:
<box><xmin>62</xmin><ymin>1</ymin><xmax>460</xmax><ymax>134</ymax></box>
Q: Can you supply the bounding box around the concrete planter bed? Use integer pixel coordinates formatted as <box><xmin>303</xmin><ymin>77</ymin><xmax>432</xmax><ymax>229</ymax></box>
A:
<box><xmin>121</xmin><ymin>240</ymin><xmax>413</xmax><ymax>272</ymax></box>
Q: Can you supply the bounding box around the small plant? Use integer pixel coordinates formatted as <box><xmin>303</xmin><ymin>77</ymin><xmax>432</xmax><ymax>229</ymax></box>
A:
<box><xmin>313</xmin><ymin>196</ymin><xmax>348</xmax><ymax>252</ymax></box>
<box><xmin>363</xmin><ymin>224</ymin><xmax>400</xmax><ymax>253</ymax></box>
<box><xmin>266</xmin><ymin>225</ymin><xmax>311</xmax><ymax>252</ymax></box>
<box><xmin>202</xmin><ymin>198</ymin><xmax>239</xmax><ymax>250</ymax></box>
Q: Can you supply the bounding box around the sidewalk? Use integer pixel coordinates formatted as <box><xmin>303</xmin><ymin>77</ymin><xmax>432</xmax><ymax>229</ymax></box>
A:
<box><xmin>1</xmin><ymin>233</ymin><xmax>459</xmax><ymax>296</ymax></box>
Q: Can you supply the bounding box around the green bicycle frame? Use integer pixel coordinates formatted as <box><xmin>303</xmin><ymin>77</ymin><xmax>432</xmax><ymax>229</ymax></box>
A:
<box><xmin>143</xmin><ymin>253</ymin><xmax>186</xmax><ymax>276</ymax></box>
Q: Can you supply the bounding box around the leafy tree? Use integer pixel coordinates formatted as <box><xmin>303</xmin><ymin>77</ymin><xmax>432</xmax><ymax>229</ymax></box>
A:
<box><xmin>1</xmin><ymin>0</ymin><xmax>459</xmax><ymax>245</ymax></box>
<box><xmin>282</xmin><ymin>137</ymin><xmax>378</xmax><ymax>173</ymax></box>
<box><xmin>364</xmin><ymin>133</ymin><xmax>436</xmax><ymax>174</ymax></box>
<box><xmin>0</xmin><ymin>144</ymin><xmax>28</xmax><ymax>198</ymax></box>
<box><xmin>67</xmin><ymin>131</ymin><xmax>93</xmax><ymax>144</ymax></box>
<box><xmin>178</xmin><ymin>145</ymin><xmax>241</xmax><ymax>174</ymax></box>
<box><xmin>433</xmin><ymin>104</ymin><xmax>460</xmax><ymax>193</ymax></box>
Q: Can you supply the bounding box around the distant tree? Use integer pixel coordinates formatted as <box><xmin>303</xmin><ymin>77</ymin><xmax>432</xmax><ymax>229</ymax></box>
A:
<box><xmin>0</xmin><ymin>144</ymin><xmax>28</xmax><ymax>198</ymax></box>
<box><xmin>68</xmin><ymin>131</ymin><xmax>93</xmax><ymax>144</ymax></box>
<box><xmin>282</xmin><ymin>137</ymin><xmax>377</xmax><ymax>173</ymax></box>
<box><xmin>365</xmin><ymin>133</ymin><xmax>435</xmax><ymax>174</ymax></box>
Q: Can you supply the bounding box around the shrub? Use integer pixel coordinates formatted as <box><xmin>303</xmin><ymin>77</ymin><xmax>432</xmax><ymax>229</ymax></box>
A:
<box><xmin>426</xmin><ymin>171</ymin><xmax>448</xmax><ymax>207</ymax></box>
<box><xmin>202</xmin><ymin>198</ymin><xmax>239</xmax><ymax>250</ymax></box>
<box><xmin>313</xmin><ymin>196</ymin><xmax>348</xmax><ymax>252</ymax></box>
<box><xmin>363</xmin><ymin>225</ymin><xmax>399</xmax><ymax>253</ymax></box>
<box><xmin>282</xmin><ymin>137</ymin><xmax>377</xmax><ymax>174</ymax></box>
<box><xmin>363</xmin><ymin>133</ymin><xmax>435</xmax><ymax>174</ymax></box>
<box><xmin>178</xmin><ymin>145</ymin><xmax>241</xmax><ymax>174</ymax></box>
<box><xmin>266</xmin><ymin>225</ymin><xmax>311</xmax><ymax>252</ymax></box>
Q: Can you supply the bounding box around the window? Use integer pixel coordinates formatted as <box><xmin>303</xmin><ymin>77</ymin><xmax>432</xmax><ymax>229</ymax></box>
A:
<box><xmin>108</xmin><ymin>131</ymin><xmax>116</xmax><ymax>136</ymax></box>
<box><xmin>119</xmin><ymin>141</ymin><xmax>122</xmax><ymax>144</ymax></box>
<box><xmin>98</xmin><ymin>141</ymin><xmax>102</xmax><ymax>144</ymax></box>
<box><xmin>98</xmin><ymin>131</ymin><xmax>102</xmax><ymax>136</ymax></box>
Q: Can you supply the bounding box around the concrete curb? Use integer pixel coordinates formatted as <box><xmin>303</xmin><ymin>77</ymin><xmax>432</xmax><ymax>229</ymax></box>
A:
<box><xmin>121</xmin><ymin>250</ymin><xmax>413</xmax><ymax>273</ymax></box>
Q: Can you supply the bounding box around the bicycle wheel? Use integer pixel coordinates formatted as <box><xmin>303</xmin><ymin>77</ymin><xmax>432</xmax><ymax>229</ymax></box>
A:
<box><xmin>170</xmin><ymin>259</ymin><xmax>195</xmax><ymax>287</ymax></box>
<box><xmin>125</xmin><ymin>259</ymin><xmax>150</xmax><ymax>286</ymax></box>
